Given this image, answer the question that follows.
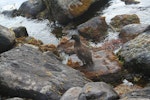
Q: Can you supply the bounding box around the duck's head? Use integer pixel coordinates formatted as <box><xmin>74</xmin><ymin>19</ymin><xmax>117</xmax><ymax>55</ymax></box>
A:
<box><xmin>71</xmin><ymin>34</ymin><xmax>80</xmax><ymax>43</ymax></box>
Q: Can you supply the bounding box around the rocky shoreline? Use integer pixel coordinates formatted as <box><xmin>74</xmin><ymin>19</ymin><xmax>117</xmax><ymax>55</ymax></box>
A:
<box><xmin>0</xmin><ymin>0</ymin><xmax>150</xmax><ymax>100</ymax></box>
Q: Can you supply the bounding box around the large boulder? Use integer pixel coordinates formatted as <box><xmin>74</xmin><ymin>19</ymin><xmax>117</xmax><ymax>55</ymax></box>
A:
<box><xmin>60</xmin><ymin>82</ymin><xmax>119</xmax><ymax>100</ymax></box>
<box><xmin>77</xmin><ymin>16</ymin><xmax>108</xmax><ymax>42</ymax></box>
<box><xmin>0</xmin><ymin>25</ymin><xmax>16</xmax><ymax>53</ymax></box>
<box><xmin>118</xmin><ymin>31</ymin><xmax>150</xmax><ymax>76</ymax></box>
<box><xmin>119</xmin><ymin>24</ymin><xmax>149</xmax><ymax>43</ymax></box>
<box><xmin>0</xmin><ymin>44</ymin><xmax>90</xmax><ymax>100</ymax></box>
<box><xmin>42</xmin><ymin>0</ymin><xmax>109</xmax><ymax>24</ymax></box>
<box><xmin>18</xmin><ymin>0</ymin><xmax>46</xmax><ymax>18</ymax></box>
<box><xmin>78</xmin><ymin>82</ymin><xmax>119</xmax><ymax>100</ymax></box>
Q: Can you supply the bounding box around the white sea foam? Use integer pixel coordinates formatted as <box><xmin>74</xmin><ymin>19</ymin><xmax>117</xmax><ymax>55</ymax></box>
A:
<box><xmin>0</xmin><ymin>0</ymin><xmax>59</xmax><ymax>45</ymax></box>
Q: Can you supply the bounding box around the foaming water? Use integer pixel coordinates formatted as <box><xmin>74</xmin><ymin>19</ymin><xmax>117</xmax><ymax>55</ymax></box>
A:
<box><xmin>91</xmin><ymin>0</ymin><xmax>150</xmax><ymax>47</ymax></box>
<box><xmin>0</xmin><ymin>0</ymin><xmax>59</xmax><ymax>45</ymax></box>
<box><xmin>0</xmin><ymin>0</ymin><xmax>26</xmax><ymax>10</ymax></box>
<box><xmin>102</xmin><ymin>0</ymin><xmax>150</xmax><ymax>24</ymax></box>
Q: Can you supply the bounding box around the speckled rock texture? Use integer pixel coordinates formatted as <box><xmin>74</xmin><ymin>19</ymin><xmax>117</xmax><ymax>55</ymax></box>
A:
<box><xmin>0</xmin><ymin>44</ymin><xmax>90</xmax><ymax>100</ymax></box>
<box><xmin>118</xmin><ymin>31</ymin><xmax>150</xmax><ymax>76</ymax></box>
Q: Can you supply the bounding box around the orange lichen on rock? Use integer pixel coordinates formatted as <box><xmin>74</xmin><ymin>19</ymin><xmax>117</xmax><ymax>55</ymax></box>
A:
<box><xmin>59</xmin><ymin>36</ymin><xmax>70</xmax><ymax>44</ymax></box>
<box><xmin>67</xmin><ymin>59</ymin><xmax>81</xmax><ymax>69</ymax></box>
<box><xmin>15</xmin><ymin>37</ymin><xmax>43</xmax><ymax>46</ymax></box>
<box><xmin>39</xmin><ymin>44</ymin><xmax>57</xmax><ymax>52</ymax></box>
<box><xmin>69</xmin><ymin>0</ymin><xmax>93</xmax><ymax>17</ymax></box>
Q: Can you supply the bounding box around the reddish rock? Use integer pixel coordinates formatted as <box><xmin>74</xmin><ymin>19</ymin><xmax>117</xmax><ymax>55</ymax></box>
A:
<box><xmin>67</xmin><ymin>50</ymin><xmax>122</xmax><ymax>83</ymax></box>
<box><xmin>77</xmin><ymin>16</ymin><xmax>108</xmax><ymax>42</ymax></box>
<box><xmin>93</xmin><ymin>39</ymin><xmax>122</xmax><ymax>52</ymax></box>
<box><xmin>110</xmin><ymin>14</ymin><xmax>140</xmax><ymax>31</ymax></box>
<box><xmin>67</xmin><ymin>58</ymin><xmax>81</xmax><ymax>69</ymax></box>
<box><xmin>57</xmin><ymin>36</ymin><xmax>90</xmax><ymax>54</ymax></box>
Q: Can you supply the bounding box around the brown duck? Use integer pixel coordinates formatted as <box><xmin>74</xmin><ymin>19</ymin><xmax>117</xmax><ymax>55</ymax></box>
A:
<box><xmin>71</xmin><ymin>34</ymin><xmax>93</xmax><ymax>66</ymax></box>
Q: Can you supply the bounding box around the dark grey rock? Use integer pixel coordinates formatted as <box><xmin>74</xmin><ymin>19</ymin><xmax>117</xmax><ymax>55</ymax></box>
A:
<box><xmin>121</xmin><ymin>0</ymin><xmax>140</xmax><ymax>5</ymax></box>
<box><xmin>2</xmin><ymin>9</ymin><xmax>19</xmax><ymax>17</ymax></box>
<box><xmin>120</xmin><ymin>87</ymin><xmax>150</xmax><ymax>100</ymax></box>
<box><xmin>60</xmin><ymin>87</ymin><xmax>82</xmax><ymax>100</ymax></box>
<box><xmin>119</xmin><ymin>24</ymin><xmax>149</xmax><ymax>43</ymax></box>
<box><xmin>18</xmin><ymin>0</ymin><xmax>46</xmax><ymax>18</ymax></box>
<box><xmin>12</xmin><ymin>26</ymin><xmax>28</xmax><ymax>38</ymax></box>
<box><xmin>118</xmin><ymin>31</ymin><xmax>150</xmax><ymax>76</ymax></box>
<box><xmin>42</xmin><ymin>0</ymin><xmax>109</xmax><ymax>24</ymax></box>
<box><xmin>0</xmin><ymin>25</ymin><xmax>16</xmax><ymax>53</ymax></box>
<box><xmin>0</xmin><ymin>44</ymin><xmax>89</xmax><ymax>100</ymax></box>
<box><xmin>78</xmin><ymin>82</ymin><xmax>119</xmax><ymax>100</ymax></box>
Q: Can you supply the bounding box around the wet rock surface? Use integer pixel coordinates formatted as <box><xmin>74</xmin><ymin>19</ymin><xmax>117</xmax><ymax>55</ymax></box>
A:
<box><xmin>0</xmin><ymin>25</ymin><xmax>16</xmax><ymax>53</ymax></box>
<box><xmin>119</xmin><ymin>24</ymin><xmax>149</xmax><ymax>43</ymax></box>
<box><xmin>77</xmin><ymin>16</ymin><xmax>108</xmax><ymax>42</ymax></box>
<box><xmin>118</xmin><ymin>31</ymin><xmax>150</xmax><ymax>76</ymax></box>
<box><xmin>0</xmin><ymin>45</ymin><xmax>90</xmax><ymax>100</ymax></box>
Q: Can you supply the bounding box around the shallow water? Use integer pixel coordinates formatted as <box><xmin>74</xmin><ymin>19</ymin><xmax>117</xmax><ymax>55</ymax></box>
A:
<box><xmin>0</xmin><ymin>0</ymin><xmax>149</xmax><ymax>45</ymax></box>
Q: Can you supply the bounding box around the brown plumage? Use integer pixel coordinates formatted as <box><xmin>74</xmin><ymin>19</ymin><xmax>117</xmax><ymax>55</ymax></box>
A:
<box><xmin>71</xmin><ymin>35</ymin><xmax>93</xmax><ymax>66</ymax></box>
